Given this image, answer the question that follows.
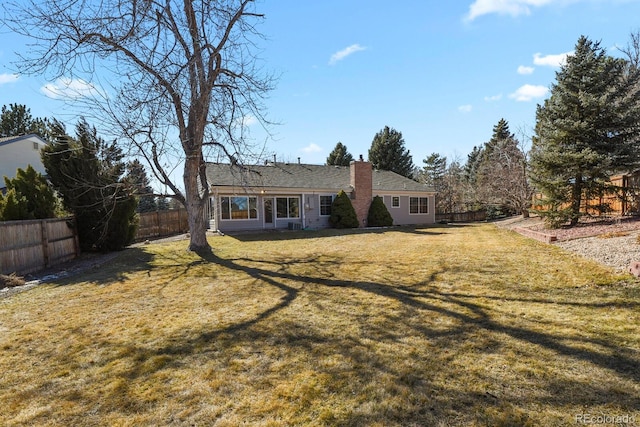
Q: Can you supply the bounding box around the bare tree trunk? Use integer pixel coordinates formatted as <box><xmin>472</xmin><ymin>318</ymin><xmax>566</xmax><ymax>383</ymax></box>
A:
<box><xmin>4</xmin><ymin>0</ymin><xmax>275</xmax><ymax>255</ymax></box>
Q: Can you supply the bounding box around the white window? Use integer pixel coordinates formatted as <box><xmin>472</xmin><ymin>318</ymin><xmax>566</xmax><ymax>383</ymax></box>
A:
<box><xmin>320</xmin><ymin>195</ymin><xmax>333</xmax><ymax>216</ymax></box>
<box><xmin>276</xmin><ymin>197</ymin><xmax>300</xmax><ymax>219</ymax></box>
<box><xmin>409</xmin><ymin>197</ymin><xmax>428</xmax><ymax>214</ymax></box>
<box><xmin>221</xmin><ymin>196</ymin><xmax>257</xmax><ymax>220</ymax></box>
<box><xmin>392</xmin><ymin>196</ymin><xmax>400</xmax><ymax>208</ymax></box>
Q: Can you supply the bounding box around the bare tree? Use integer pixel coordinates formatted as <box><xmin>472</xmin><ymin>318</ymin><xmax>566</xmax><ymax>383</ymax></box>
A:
<box><xmin>477</xmin><ymin>136</ymin><xmax>533</xmax><ymax>217</ymax></box>
<box><xmin>3</xmin><ymin>0</ymin><xmax>275</xmax><ymax>252</ymax></box>
<box><xmin>619</xmin><ymin>29</ymin><xmax>640</xmax><ymax>71</ymax></box>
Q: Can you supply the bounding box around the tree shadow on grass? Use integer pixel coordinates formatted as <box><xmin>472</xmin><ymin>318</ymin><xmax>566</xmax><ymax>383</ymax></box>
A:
<box><xmin>228</xmin><ymin>224</ymin><xmax>453</xmax><ymax>242</ymax></box>
<box><xmin>195</xmin><ymin>250</ymin><xmax>640</xmax><ymax>385</ymax></box>
<box><xmin>13</xmin><ymin>249</ymin><xmax>638</xmax><ymax>425</ymax></box>
<box><xmin>27</xmin><ymin>247</ymin><xmax>156</xmax><ymax>287</ymax></box>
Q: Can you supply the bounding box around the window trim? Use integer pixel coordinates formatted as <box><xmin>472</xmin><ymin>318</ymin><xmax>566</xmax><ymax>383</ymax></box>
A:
<box><xmin>220</xmin><ymin>196</ymin><xmax>258</xmax><ymax>221</ymax></box>
<box><xmin>391</xmin><ymin>196</ymin><xmax>400</xmax><ymax>208</ymax></box>
<box><xmin>276</xmin><ymin>196</ymin><xmax>300</xmax><ymax>219</ymax></box>
<box><xmin>409</xmin><ymin>196</ymin><xmax>429</xmax><ymax>215</ymax></box>
<box><xmin>319</xmin><ymin>195</ymin><xmax>333</xmax><ymax>216</ymax></box>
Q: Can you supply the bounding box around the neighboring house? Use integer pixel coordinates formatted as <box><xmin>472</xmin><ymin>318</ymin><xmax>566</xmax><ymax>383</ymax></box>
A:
<box><xmin>0</xmin><ymin>134</ymin><xmax>49</xmax><ymax>191</ymax></box>
<box><xmin>206</xmin><ymin>159</ymin><xmax>436</xmax><ymax>233</ymax></box>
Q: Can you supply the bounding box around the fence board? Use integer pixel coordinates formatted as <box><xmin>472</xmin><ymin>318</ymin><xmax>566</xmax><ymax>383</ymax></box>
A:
<box><xmin>436</xmin><ymin>210</ymin><xmax>487</xmax><ymax>223</ymax></box>
<box><xmin>0</xmin><ymin>209</ymin><xmax>189</xmax><ymax>276</ymax></box>
<box><xmin>135</xmin><ymin>209</ymin><xmax>189</xmax><ymax>241</ymax></box>
<box><xmin>0</xmin><ymin>218</ymin><xmax>78</xmax><ymax>276</ymax></box>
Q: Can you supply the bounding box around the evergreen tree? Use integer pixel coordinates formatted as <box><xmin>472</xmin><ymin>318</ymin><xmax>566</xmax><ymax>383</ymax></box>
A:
<box><xmin>530</xmin><ymin>36</ymin><xmax>640</xmax><ymax>226</ymax></box>
<box><xmin>476</xmin><ymin>119</ymin><xmax>531</xmax><ymax>216</ymax></box>
<box><xmin>368</xmin><ymin>126</ymin><xmax>414</xmax><ymax>178</ymax></box>
<box><xmin>0</xmin><ymin>103</ymin><xmax>50</xmax><ymax>138</ymax></box>
<box><xmin>0</xmin><ymin>189</ymin><xmax>29</xmax><ymax>221</ymax></box>
<box><xmin>326</xmin><ymin>142</ymin><xmax>354</xmax><ymax>166</ymax></box>
<box><xmin>329</xmin><ymin>190</ymin><xmax>359</xmax><ymax>229</ymax></box>
<box><xmin>0</xmin><ymin>165</ymin><xmax>57</xmax><ymax>220</ymax></box>
<box><xmin>442</xmin><ymin>160</ymin><xmax>467</xmax><ymax>214</ymax></box>
<box><xmin>126</xmin><ymin>159</ymin><xmax>157</xmax><ymax>213</ymax></box>
<box><xmin>421</xmin><ymin>153</ymin><xmax>447</xmax><ymax>191</ymax></box>
<box><xmin>42</xmin><ymin>118</ymin><xmax>138</xmax><ymax>251</ymax></box>
<box><xmin>367</xmin><ymin>195</ymin><xmax>393</xmax><ymax>227</ymax></box>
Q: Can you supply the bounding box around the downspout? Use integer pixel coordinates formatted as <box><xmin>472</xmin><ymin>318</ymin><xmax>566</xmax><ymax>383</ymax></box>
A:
<box><xmin>301</xmin><ymin>193</ymin><xmax>306</xmax><ymax>229</ymax></box>
<box><xmin>212</xmin><ymin>188</ymin><xmax>219</xmax><ymax>232</ymax></box>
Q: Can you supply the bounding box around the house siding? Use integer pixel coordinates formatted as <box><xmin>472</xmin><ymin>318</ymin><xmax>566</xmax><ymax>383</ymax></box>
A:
<box><xmin>207</xmin><ymin>161</ymin><xmax>436</xmax><ymax>233</ymax></box>
<box><xmin>0</xmin><ymin>135</ymin><xmax>48</xmax><ymax>187</ymax></box>
<box><xmin>381</xmin><ymin>194</ymin><xmax>435</xmax><ymax>225</ymax></box>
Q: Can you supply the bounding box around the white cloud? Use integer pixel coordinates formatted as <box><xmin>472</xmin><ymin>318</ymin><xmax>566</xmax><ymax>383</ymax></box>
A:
<box><xmin>329</xmin><ymin>44</ymin><xmax>367</xmax><ymax>65</ymax></box>
<box><xmin>465</xmin><ymin>0</ymin><xmax>554</xmax><ymax>22</ymax></box>
<box><xmin>509</xmin><ymin>84</ymin><xmax>549</xmax><ymax>101</ymax></box>
<box><xmin>301</xmin><ymin>143</ymin><xmax>322</xmax><ymax>153</ymax></box>
<box><xmin>484</xmin><ymin>93</ymin><xmax>502</xmax><ymax>102</ymax></box>
<box><xmin>41</xmin><ymin>77</ymin><xmax>102</xmax><ymax>99</ymax></box>
<box><xmin>0</xmin><ymin>73</ymin><xmax>19</xmax><ymax>84</ymax></box>
<box><xmin>238</xmin><ymin>114</ymin><xmax>257</xmax><ymax>127</ymax></box>
<box><xmin>458</xmin><ymin>104</ymin><xmax>473</xmax><ymax>113</ymax></box>
<box><xmin>517</xmin><ymin>65</ymin><xmax>535</xmax><ymax>75</ymax></box>
<box><xmin>533</xmin><ymin>51</ymin><xmax>572</xmax><ymax>67</ymax></box>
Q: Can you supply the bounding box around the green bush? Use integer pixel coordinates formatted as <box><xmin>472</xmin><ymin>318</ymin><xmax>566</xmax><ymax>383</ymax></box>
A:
<box><xmin>0</xmin><ymin>165</ymin><xmax>56</xmax><ymax>221</ymax></box>
<box><xmin>329</xmin><ymin>190</ymin><xmax>359</xmax><ymax>229</ymax></box>
<box><xmin>367</xmin><ymin>195</ymin><xmax>393</xmax><ymax>227</ymax></box>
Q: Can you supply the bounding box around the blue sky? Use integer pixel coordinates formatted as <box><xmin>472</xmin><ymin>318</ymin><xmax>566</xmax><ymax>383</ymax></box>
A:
<box><xmin>2</xmin><ymin>0</ymin><xmax>640</xmax><ymax>169</ymax></box>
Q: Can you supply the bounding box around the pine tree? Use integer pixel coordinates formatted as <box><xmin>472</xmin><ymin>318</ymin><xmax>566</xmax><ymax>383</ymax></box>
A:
<box><xmin>329</xmin><ymin>190</ymin><xmax>359</xmax><ymax>229</ymax></box>
<box><xmin>127</xmin><ymin>159</ymin><xmax>158</xmax><ymax>213</ymax></box>
<box><xmin>0</xmin><ymin>103</ymin><xmax>50</xmax><ymax>138</ymax></box>
<box><xmin>367</xmin><ymin>195</ymin><xmax>393</xmax><ymax>227</ymax></box>
<box><xmin>42</xmin><ymin>118</ymin><xmax>138</xmax><ymax>250</ymax></box>
<box><xmin>0</xmin><ymin>189</ymin><xmax>29</xmax><ymax>221</ymax></box>
<box><xmin>368</xmin><ymin>126</ymin><xmax>414</xmax><ymax>178</ymax></box>
<box><xmin>476</xmin><ymin>119</ymin><xmax>531</xmax><ymax>216</ymax></box>
<box><xmin>0</xmin><ymin>165</ymin><xmax>57</xmax><ymax>220</ymax></box>
<box><xmin>530</xmin><ymin>36</ymin><xmax>640</xmax><ymax>226</ymax></box>
<box><xmin>326</xmin><ymin>142</ymin><xmax>354</xmax><ymax>166</ymax></box>
<box><xmin>421</xmin><ymin>153</ymin><xmax>447</xmax><ymax>191</ymax></box>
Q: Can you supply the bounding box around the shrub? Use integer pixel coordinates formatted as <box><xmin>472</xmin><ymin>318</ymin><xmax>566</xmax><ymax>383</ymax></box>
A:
<box><xmin>0</xmin><ymin>165</ymin><xmax>56</xmax><ymax>221</ymax></box>
<box><xmin>367</xmin><ymin>195</ymin><xmax>393</xmax><ymax>227</ymax></box>
<box><xmin>329</xmin><ymin>190</ymin><xmax>359</xmax><ymax>229</ymax></box>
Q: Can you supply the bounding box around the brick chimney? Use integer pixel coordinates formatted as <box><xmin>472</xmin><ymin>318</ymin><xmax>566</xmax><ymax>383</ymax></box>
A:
<box><xmin>350</xmin><ymin>158</ymin><xmax>372</xmax><ymax>227</ymax></box>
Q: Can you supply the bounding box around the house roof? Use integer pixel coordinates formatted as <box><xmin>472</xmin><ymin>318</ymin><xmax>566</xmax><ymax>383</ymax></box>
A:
<box><xmin>0</xmin><ymin>134</ymin><xmax>48</xmax><ymax>147</ymax></box>
<box><xmin>206</xmin><ymin>162</ymin><xmax>435</xmax><ymax>193</ymax></box>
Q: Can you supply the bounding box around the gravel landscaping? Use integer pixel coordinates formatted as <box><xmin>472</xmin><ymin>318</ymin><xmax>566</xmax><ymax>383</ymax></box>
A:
<box><xmin>499</xmin><ymin>215</ymin><xmax>640</xmax><ymax>273</ymax></box>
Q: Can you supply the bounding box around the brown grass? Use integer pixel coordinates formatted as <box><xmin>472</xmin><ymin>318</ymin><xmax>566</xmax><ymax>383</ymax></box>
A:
<box><xmin>0</xmin><ymin>223</ymin><xmax>639</xmax><ymax>426</ymax></box>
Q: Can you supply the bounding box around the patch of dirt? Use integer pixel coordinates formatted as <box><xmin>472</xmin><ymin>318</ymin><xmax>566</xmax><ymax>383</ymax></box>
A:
<box><xmin>497</xmin><ymin>215</ymin><xmax>640</xmax><ymax>241</ymax></box>
<box><xmin>497</xmin><ymin>215</ymin><xmax>640</xmax><ymax>272</ymax></box>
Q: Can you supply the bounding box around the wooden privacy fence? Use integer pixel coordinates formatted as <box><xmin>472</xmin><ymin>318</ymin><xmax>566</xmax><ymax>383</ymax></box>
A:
<box><xmin>0</xmin><ymin>209</ymin><xmax>190</xmax><ymax>276</ymax></box>
<box><xmin>436</xmin><ymin>210</ymin><xmax>487</xmax><ymax>223</ymax></box>
<box><xmin>0</xmin><ymin>217</ymin><xmax>79</xmax><ymax>276</ymax></box>
<box><xmin>135</xmin><ymin>208</ymin><xmax>189</xmax><ymax>242</ymax></box>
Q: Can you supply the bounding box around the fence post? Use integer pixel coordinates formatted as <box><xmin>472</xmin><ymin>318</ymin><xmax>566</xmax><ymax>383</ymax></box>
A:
<box><xmin>40</xmin><ymin>220</ymin><xmax>50</xmax><ymax>268</ymax></box>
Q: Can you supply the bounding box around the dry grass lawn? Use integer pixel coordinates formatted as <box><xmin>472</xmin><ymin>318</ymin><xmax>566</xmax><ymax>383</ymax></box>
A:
<box><xmin>1</xmin><ymin>223</ymin><xmax>639</xmax><ymax>426</ymax></box>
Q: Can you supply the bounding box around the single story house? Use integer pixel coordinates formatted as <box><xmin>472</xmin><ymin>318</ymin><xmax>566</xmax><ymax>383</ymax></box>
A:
<box><xmin>206</xmin><ymin>159</ymin><xmax>436</xmax><ymax>233</ymax></box>
<box><xmin>0</xmin><ymin>134</ymin><xmax>49</xmax><ymax>192</ymax></box>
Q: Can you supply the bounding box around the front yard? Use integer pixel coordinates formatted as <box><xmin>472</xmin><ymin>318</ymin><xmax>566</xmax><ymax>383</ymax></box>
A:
<box><xmin>0</xmin><ymin>224</ymin><xmax>638</xmax><ymax>426</ymax></box>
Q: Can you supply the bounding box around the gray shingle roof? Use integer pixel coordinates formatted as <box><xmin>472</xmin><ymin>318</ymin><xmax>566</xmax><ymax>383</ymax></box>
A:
<box><xmin>206</xmin><ymin>162</ymin><xmax>435</xmax><ymax>193</ymax></box>
<box><xmin>0</xmin><ymin>134</ymin><xmax>48</xmax><ymax>147</ymax></box>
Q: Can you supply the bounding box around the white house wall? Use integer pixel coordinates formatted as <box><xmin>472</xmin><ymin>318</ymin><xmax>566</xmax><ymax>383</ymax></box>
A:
<box><xmin>0</xmin><ymin>136</ymin><xmax>48</xmax><ymax>185</ymax></box>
